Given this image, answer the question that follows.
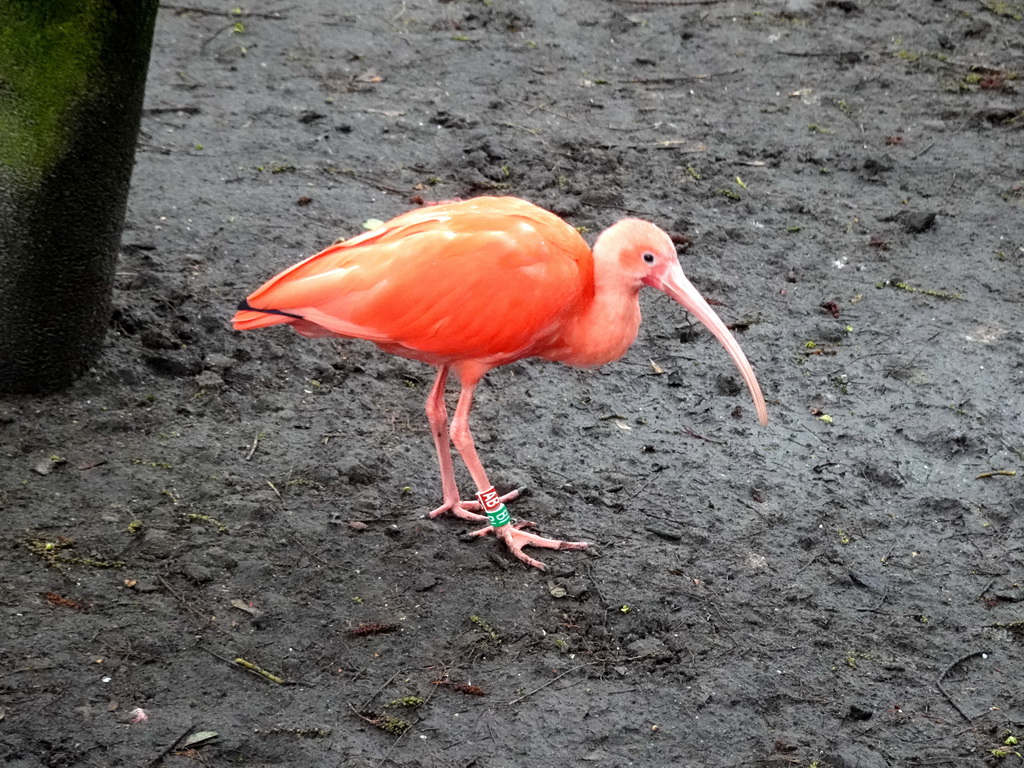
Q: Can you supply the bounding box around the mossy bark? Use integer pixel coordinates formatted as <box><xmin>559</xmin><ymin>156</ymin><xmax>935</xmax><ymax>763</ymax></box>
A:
<box><xmin>0</xmin><ymin>1</ymin><xmax>158</xmax><ymax>393</ymax></box>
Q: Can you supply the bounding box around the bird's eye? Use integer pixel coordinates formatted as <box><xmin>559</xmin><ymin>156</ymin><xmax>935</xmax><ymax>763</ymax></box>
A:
<box><xmin>642</xmin><ymin>252</ymin><xmax>655</xmax><ymax>264</ymax></box>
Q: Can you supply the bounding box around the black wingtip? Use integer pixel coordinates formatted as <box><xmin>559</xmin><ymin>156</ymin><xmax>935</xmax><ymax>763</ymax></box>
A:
<box><xmin>236</xmin><ymin>297</ymin><xmax>305</xmax><ymax>320</ymax></box>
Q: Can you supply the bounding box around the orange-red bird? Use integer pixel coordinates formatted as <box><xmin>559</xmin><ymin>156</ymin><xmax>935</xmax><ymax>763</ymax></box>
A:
<box><xmin>233</xmin><ymin>196</ymin><xmax>768</xmax><ymax>569</ymax></box>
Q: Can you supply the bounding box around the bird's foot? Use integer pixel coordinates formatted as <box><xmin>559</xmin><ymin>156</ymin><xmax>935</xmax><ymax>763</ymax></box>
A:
<box><xmin>427</xmin><ymin>487</ymin><xmax>524</xmax><ymax>522</ymax></box>
<box><xmin>467</xmin><ymin>521</ymin><xmax>588</xmax><ymax>571</ymax></box>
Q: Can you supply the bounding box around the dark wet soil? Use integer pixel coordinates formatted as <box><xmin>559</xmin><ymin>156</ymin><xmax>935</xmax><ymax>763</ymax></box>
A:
<box><xmin>3</xmin><ymin>1</ymin><xmax>1024</xmax><ymax>766</ymax></box>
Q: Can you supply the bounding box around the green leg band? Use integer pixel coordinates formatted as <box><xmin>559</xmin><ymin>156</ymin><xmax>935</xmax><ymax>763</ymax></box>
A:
<box><xmin>485</xmin><ymin>504</ymin><xmax>511</xmax><ymax>528</ymax></box>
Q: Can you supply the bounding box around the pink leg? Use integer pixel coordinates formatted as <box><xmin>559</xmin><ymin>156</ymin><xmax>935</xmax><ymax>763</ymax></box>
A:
<box><xmin>425</xmin><ymin>366</ymin><xmax>487</xmax><ymax>522</ymax></box>
<box><xmin>450</xmin><ymin>375</ymin><xmax>587</xmax><ymax>571</ymax></box>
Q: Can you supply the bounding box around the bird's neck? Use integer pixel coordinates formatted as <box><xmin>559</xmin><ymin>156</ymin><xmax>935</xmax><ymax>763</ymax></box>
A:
<box><xmin>539</xmin><ymin>254</ymin><xmax>642</xmax><ymax>369</ymax></box>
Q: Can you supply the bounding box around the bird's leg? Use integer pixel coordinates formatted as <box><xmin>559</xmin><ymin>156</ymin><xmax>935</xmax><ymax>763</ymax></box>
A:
<box><xmin>425</xmin><ymin>366</ymin><xmax>488</xmax><ymax>522</ymax></box>
<box><xmin>449</xmin><ymin>376</ymin><xmax>587</xmax><ymax>570</ymax></box>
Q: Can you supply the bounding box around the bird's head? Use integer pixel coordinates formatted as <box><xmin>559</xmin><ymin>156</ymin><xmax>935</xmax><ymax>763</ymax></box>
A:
<box><xmin>596</xmin><ymin>218</ymin><xmax>769</xmax><ymax>427</ymax></box>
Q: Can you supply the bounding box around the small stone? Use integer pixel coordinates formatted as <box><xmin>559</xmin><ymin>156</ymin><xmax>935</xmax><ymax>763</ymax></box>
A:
<box><xmin>205</xmin><ymin>547</ymin><xmax>238</xmax><ymax>570</ymax></box>
<box><xmin>414</xmin><ymin>574</ymin><xmax>438</xmax><ymax>592</ymax></box>
<box><xmin>645</xmin><ymin>525</ymin><xmax>683</xmax><ymax>542</ymax></box>
<box><xmin>342</xmin><ymin>462</ymin><xmax>377</xmax><ymax>485</ymax></box>
<box><xmin>145</xmin><ymin>352</ymin><xmax>203</xmax><ymax>378</ymax></box>
<box><xmin>863</xmin><ymin>155</ymin><xmax>894</xmax><ymax>176</ymax></box>
<box><xmin>204</xmin><ymin>353</ymin><xmax>235</xmax><ymax>371</ymax></box>
<box><xmin>626</xmin><ymin>637</ymin><xmax>673</xmax><ymax>660</ymax></box>
<box><xmin>564</xmin><ymin>580</ymin><xmax>589</xmax><ymax>599</ymax></box>
<box><xmin>715</xmin><ymin>374</ymin><xmax>742</xmax><ymax>397</ymax></box>
<box><xmin>897</xmin><ymin>211</ymin><xmax>937</xmax><ymax>234</ymax></box>
<box><xmin>666</xmin><ymin>369</ymin><xmax>687</xmax><ymax>388</ymax></box>
<box><xmin>180</xmin><ymin>563</ymin><xmax>214</xmax><ymax>584</ymax></box>
<box><xmin>848</xmin><ymin>702</ymin><xmax>873</xmax><ymax>721</ymax></box>
<box><xmin>195</xmin><ymin>370</ymin><xmax>224</xmax><ymax>390</ymax></box>
<box><xmin>33</xmin><ymin>457</ymin><xmax>60</xmax><ymax>476</ymax></box>
<box><xmin>849</xmin><ymin>569</ymin><xmax>884</xmax><ymax>592</ymax></box>
<box><xmin>580</xmin><ymin>189</ymin><xmax>623</xmax><ymax>208</ymax></box>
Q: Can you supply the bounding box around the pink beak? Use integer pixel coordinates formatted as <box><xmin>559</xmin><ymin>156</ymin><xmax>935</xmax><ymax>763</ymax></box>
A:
<box><xmin>649</xmin><ymin>266</ymin><xmax>769</xmax><ymax>426</ymax></box>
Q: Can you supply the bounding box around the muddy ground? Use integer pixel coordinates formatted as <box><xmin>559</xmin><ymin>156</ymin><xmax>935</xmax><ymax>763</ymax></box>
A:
<box><xmin>3</xmin><ymin>0</ymin><xmax>1023</xmax><ymax>765</ymax></box>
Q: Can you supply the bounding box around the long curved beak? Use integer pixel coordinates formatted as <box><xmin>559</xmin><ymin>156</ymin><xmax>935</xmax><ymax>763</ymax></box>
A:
<box><xmin>649</xmin><ymin>266</ymin><xmax>769</xmax><ymax>426</ymax></box>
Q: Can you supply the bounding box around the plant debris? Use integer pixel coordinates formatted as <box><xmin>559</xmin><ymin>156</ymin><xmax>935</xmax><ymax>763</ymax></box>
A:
<box><xmin>347</xmin><ymin>622</ymin><xmax>401</xmax><ymax>638</ymax></box>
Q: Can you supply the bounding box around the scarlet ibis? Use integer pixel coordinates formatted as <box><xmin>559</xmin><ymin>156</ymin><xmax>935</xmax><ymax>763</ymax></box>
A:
<box><xmin>233</xmin><ymin>196</ymin><xmax>767</xmax><ymax>569</ymax></box>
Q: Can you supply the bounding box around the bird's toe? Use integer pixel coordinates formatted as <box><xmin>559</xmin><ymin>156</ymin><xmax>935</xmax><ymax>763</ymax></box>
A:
<box><xmin>428</xmin><ymin>501</ymin><xmax>487</xmax><ymax>522</ymax></box>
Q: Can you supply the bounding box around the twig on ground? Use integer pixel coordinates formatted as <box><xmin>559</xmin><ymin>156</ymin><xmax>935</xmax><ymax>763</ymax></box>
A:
<box><xmin>508</xmin><ymin>661</ymin><xmax>600</xmax><ymax>705</ymax></box>
<box><xmin>979</xmin><ymin>578</ymin><xmax>996</xmax><ymax>600</ymax></box>
<box><xmin>200</xmin><ymin>645</ymin><xmax>304</xmax><ymax>686</ymax></box>
<box><xmin>625</xmin><ymin>69</ymin><xmax>742</xmax><ymax>84</ymax></box>
<box><xmin>508</xmin><ymin>654</ymin><xmax>652</xmax><ymax>705</ymax></box>
<box><xmin>976</xmin><ymin>469</ymin><xmax>1016</xmax><ymax>479</ymax></box>
<box><xmin>612</xmin><ymin>0</ymin><xmax>725</xmax><ymax>6</ymax></box>
<box><xmin>936</xmin><ymin>650</ymin><xmax>987</xmax><ymax>722</ymax></box>
<box><xmin>245</xmin><ymin>432</ymin><xmax>261</xmax><ymax>460</ymax></box>
<box><xmin>348</xmin><ymin>702</ymin><xmax>388</xmax><ymax>727</ymax></box>
<box><xmin>160</xmin><ymin>4</ymin><xmax>287</xmax><ymax>19</ymax></box>
<box><xmin>912</xmin><ymin>141</ymin><xmax>936</xmax><ymax>160</ymax></box>
<box><xmin>780</xmin><ymin>50</ymin><xmax>864</xmax><ymax>58</ymax></box>
<box><xmin>233</xmin><ymin>657</ymin><xmax>285</xmax><ymax>684</ymax></box>
<box><xmin>361</xmin><ymin>672</ymin><xmax>400</xmax><ymax>711</ymax></box>
<box><xmin>795</xmin><ymin>552</ymin><xmax>820</xmax><ymax>575</ymax></box>
<box><xmin>853</xmin><ymin>590</ymin><xmax>889</xmax><ymax>614</ymax></box>
<box><xmin>145</xmin><ymin>722</ymin><xmax>197</xmax><ymax>767</ymax></box>
<box><xmin>158</xmin><ymin>576</ymin><xmax>210</xmax><ymax>625</ymax></box>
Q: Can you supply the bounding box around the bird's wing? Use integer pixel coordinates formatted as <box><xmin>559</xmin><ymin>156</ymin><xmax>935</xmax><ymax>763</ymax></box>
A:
<box><xmin>235</xmin><ymin>198</ymin><xmax>594</xmax><ymax>362</ymax></box>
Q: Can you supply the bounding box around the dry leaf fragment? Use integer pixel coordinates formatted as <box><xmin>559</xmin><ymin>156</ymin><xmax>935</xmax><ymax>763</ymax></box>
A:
<box><xmin>230</xmin><ymin>598</ymin><xmax>262</xmax><ymax>617</ymax></box>
<box><xmin>347</xmin><ymin>622</ymin><xmax>400</xmax><ymax>638</ymax></box>
<box><xmin>547</xmin><ymin>580</ymin><xmax>567</xmax><ymax>598</ymax></box>
<box><xmin>43</xmin><ymin>592</ymin><xmax>86</xmax><ymax>610</ymax></box>
<box><xmin>182</xmin><ymin>730</ymin><xmax>218</xmax><ymax>747</ymax></box>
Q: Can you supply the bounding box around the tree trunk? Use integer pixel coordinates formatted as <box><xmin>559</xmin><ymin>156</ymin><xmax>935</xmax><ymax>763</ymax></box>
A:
<box><xmin>0</xmin><ymin>1</ymin><xmax>159</xmax><ymax>394</ymax></box>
